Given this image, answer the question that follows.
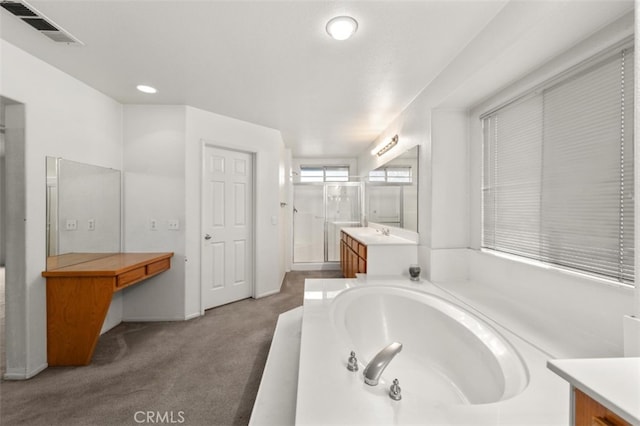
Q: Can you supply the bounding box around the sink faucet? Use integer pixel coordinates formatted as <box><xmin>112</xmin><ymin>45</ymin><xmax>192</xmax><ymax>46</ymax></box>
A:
<box><xmin>381</xmin><ymin>227</ymin><xmax>390</xmax><ymax>236</ymax></box>
<box><xmin>363</xmin><ymin>342</ymin><xmax>402</xmax><ymax>386</ymax></box>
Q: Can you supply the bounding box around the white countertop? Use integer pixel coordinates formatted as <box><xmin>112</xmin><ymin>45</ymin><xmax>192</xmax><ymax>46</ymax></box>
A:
<box><xmin>341</xmin><ymin>227</ymin><xmax>417</xmax><ymax>246</ymax></box>
<box><xmin>547</xmin><ymin>357</ymin><xmax>640</xmax><ymax>424</ymax></box>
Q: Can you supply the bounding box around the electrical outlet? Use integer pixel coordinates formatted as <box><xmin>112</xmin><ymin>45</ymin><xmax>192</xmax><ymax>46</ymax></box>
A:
<box><xmin>150</xmin><ymin>219</ymin><xmax>158</xmax><ymax>231</ymax></box>
<box><xmin>87</xmin><ymin>218</ymin><xmax>95</xmax><ymax>231</ymax></box>
<box><xmin>65</xmin><ymin>219</ymin><xmax>77</xmax><ymax>231</ymax></box>
<box><xmin>168</xmin><ymin>219</ymin><xmax>180</xmax><ymax>230</ymax></box>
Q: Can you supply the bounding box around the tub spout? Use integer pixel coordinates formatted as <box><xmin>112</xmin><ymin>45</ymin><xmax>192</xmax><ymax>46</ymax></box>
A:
<box><xmin>363</xmin><ymin>342</ymin><xmax>402</xmax><ymax>386</ymax></box>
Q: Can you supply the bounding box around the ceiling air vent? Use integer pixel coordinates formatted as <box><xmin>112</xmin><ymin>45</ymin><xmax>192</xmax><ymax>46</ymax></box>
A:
<box><xmin>0</xmin><ymin>0</ymin><xmax>83</xmax><ymax>45</ymax></box>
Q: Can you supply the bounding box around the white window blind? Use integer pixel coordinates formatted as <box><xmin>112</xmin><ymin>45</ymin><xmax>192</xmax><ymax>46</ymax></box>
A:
<box><xmin>368</xmin><ymin>166</ymin><xmax>413</xmax><ymax>183</ymax></box>
<box><xmin>482</xmin><ymin>45</ymin><xmax>634</xmax><ymax>284</ymax></box>
<box><xmin>299</xmin><ymin>167</ymin><xmax>324</xmax><ymax>183</ymax></box>
<box><xmin>324</xmin><ymin>166</ymin><xmax>349</xmax><ymax>182</ymax></box>
<box><xmin>300</xmin><ymin>166</ymin><xmax>349</xmax><ymax>182</ymax></box>
<box><xmin>387</xmin><ymin>167</ymin><xmax>412</xmax><ymax>183</ymax></box>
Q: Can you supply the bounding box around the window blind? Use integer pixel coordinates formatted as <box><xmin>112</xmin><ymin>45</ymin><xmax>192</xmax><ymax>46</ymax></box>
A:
<box><xmin>300</xmin><ymin>166</ymin><xmax>350</xmax><ymax>182</ymax></box>
<box><xmin>299</xmin><ymin>167</ymin><xmax>324</xmax><ymax>183</ymax></box>
<box><xmin>482</xmin><ymin>46</ymin><xmax>634</xmax><ymax>284</ymax></box>
<box><xmin>368</xmin><ymin>166</ymin><xmax>413</xmax><ymax>183</ymax></box>
<box><xmin>324</xmin><ymin>166</ymin><xmax>349</xmax><ymax>182</ymax></box>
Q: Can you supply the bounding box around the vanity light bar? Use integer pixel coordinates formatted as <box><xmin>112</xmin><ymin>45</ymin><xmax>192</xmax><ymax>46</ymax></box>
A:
<box><xmin>375</xmin><ymin>135</ymin><xmax>399</xmax><ymax>157</ymax></box>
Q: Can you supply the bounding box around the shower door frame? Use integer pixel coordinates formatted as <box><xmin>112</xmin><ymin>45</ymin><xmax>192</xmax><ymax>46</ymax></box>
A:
<box><xmin>293</xmin><ymin>181</ymin><xmax>362</xmax><ymax>265</ymax></box>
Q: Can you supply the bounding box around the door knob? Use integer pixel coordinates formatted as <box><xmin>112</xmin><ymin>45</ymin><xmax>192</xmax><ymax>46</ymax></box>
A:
<box><xmin>204</xmin><ymin>234</ymin><xmax>212</xmax><ymax>240</ymax></box>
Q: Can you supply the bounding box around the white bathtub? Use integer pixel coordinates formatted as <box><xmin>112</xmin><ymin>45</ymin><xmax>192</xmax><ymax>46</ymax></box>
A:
<box><xmin>296</xmin><ymin>278</ymin><xmax>569</xmax><ymax>425</ymax></box>
<box><xmin>331</xmin><ymin>285</ymin><xmax>529</xmax><ymax>405</ymax></box>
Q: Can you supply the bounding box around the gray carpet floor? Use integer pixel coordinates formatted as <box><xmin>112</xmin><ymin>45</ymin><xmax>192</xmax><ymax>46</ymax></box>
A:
<box><xmin>0</xmin><ymin>270</ymin><xmax>342</xmax><ymax>426</ymax></box>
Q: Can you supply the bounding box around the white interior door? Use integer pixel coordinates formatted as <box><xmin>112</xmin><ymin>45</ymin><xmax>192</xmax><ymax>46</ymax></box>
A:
<box><xmin>202</xmin><ymin>145</ymin><xmax>253</xmax><ymax>309</ymax></box>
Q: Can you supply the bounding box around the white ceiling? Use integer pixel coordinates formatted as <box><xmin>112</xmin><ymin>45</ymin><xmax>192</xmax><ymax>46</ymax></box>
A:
<box><xmin>0</xmin><ymin>1</ymin><xmax>634</xmax><ymax>158</ymax></box>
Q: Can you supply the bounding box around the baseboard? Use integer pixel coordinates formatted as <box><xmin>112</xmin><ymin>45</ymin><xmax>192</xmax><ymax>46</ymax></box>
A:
<box><xmin>184</xmin><ymin>311</ymin><xmax>201</xmax><ymax>321</ymax></box>
<box><xmin>3</xmin><ymin>362</ymin><xmax>48</xmax><ymax>380</ymax></box>
<box><xmin>100</xmin><ymin>319</ymin><xmax>122</xmax><ymax>335</ymax></box>
<box><xmin>121</xmin><ymin>315</ymin><xmax>186</xmax><ymax>322</ymax></box>
<box><xmin>291</xmin><ymin>262</ymin><xmax>340</xmax><ymax>271</ymax></box>
<box><xmin>255</xmin><ymin>288</ymin><xmax>280</xmax><ymax>299</ymax></box>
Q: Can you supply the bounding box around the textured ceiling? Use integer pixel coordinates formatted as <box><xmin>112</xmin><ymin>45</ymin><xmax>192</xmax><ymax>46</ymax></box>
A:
<box><xmin>0</xmin><ymin>1</ymin><xmax>634</xmax><ymax>157</ymax></box>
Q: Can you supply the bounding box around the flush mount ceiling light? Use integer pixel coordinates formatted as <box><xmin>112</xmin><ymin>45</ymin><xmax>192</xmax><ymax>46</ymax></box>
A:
<box><xmin>136</xmin><ymin>84</ymin><xmax>157</xmax><ymax>94</ymax></box>
<box><xmin>326</xmin><ymin>16</ymin><xmax>358</xmax><ymax>41</ymax></box>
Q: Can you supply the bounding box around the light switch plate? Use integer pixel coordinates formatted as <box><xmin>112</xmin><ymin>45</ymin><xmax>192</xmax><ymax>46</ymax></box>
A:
<box><xmin>168</xmin><ymin>219</ymin><xmax>180</xmax><ymax>230</ymax></box>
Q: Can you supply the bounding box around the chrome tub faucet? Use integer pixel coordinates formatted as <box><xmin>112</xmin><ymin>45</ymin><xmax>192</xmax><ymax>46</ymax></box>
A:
<box><xmin>363</xmin><ymin>342</ymin><xmax>403</xmax><ymax>386</ymax></box>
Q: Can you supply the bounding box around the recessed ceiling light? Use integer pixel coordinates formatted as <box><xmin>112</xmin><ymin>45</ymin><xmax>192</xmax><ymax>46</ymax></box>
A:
<box><xmin>326</xmin><ymin>16</ymin><xmax>358</xmax><ymax>41</ymax></box>
<box><xmin>136</xmin><ymin>84</ymin><xmax>157</xmax><ymax>94</ymax></box>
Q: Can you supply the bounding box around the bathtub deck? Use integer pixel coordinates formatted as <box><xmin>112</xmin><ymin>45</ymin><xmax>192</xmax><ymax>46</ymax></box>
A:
<box><xmin>250</xmin><ymin>277</ymin><xmax>571</xmax><ymax>425</ymax></box>
<box><xmin>295</xmin><ymin>277</ymin><xmax>570</xmax><ymax>425</ymax></box>
<box><xmin>248</xmin><ymin>307</ymin><xmax>301</xmax><ymax>426</ymax></box>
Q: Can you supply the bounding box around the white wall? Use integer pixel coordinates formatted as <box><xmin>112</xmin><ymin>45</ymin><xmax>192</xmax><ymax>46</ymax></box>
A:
<box><xmin>185</xmin><ymin>106</ymin><xmax>287</xmax><ymax>317</ymax></box>
<box><xmin>122</xmin><ymin>104</ymin><xmax>287</xmax><ymax>320</ymax></box>
<box><xmin>3</xmin><ymin>103</ymin><xmax>27</xmax><ymax>378</ymax></box>
<box><xmin>0</xmin><ymin>40</ymin><xmax>123</xmax><ymax>379</ymax></box>
<box><xmin>280</xmin><ymin>148</ymin><xmax>293</xmax><ymax>272</ymax></box>
<box><xmin>0</xmin><ymin>101</ymin><xmax>5</xmax><ymax>266</ymax></box>
<box><xmin>428</xmin><ymin>109</ymin><xmax>469</xmax><ymax>282</ymax></box>
<box><xmin>122</xmin><ymin>105</ymin><xmax>187</xmax><ymax>321</ymax></box>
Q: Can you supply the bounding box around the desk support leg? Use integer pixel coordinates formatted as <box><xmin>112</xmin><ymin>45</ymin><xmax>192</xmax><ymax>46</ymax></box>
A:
<box><xmin>46</xmin><ymin>277</ymin><xmax>114</xmax><ymax>366</ymax></box>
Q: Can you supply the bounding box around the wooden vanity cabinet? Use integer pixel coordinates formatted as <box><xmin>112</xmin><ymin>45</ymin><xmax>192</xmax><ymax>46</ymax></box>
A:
<box><xmin>574</xmin><ymin>389</ymin><xmax>630</xmax><ymax>426</ymax></box>
<box><xmin>43</xmin><ymin>252</ymin><xmax>173</xmax><ymax>366</ymax></box>
<box><xmin>340</xmin><ymin>231</ymin><xmax>366</xmax><ymax>278</ymax></box>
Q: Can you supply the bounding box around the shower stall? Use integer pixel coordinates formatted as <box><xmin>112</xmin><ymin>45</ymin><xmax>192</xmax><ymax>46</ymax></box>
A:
<box><xmin>293</xmin><ymin>182</ymin><xmax>362</xmax><ymax>265</ymax></box>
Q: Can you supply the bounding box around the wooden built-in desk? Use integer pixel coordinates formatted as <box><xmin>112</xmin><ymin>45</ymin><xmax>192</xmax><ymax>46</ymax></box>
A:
<box><xmin>43</xmin><ymin>252</ymin><xmax>174</xmax><ymax>366</ymax></box>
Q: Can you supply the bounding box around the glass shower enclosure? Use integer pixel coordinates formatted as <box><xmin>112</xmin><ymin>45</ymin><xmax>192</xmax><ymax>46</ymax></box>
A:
<box><xmin>293</xmin><ymin>182</ymin><xmax>361</xmax><ymax>264</ymax></box>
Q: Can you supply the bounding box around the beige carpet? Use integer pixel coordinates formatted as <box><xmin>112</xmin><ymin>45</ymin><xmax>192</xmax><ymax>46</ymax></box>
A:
<box><xmin>0</xmin><ymin>270</ymin><xmax>342</xmax><ymax>426</ymax></box>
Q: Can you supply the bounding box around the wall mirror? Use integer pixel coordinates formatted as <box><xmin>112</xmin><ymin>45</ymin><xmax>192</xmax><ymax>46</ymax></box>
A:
<box><xmin>46</xmin><ymin>157</ymin><xmax>121</xmax><ymax>269</ymax></box>
<box><xmin>364</xmin><ymin>146</ymin><xmax>419</xmax><ymax>232</ymax></box>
